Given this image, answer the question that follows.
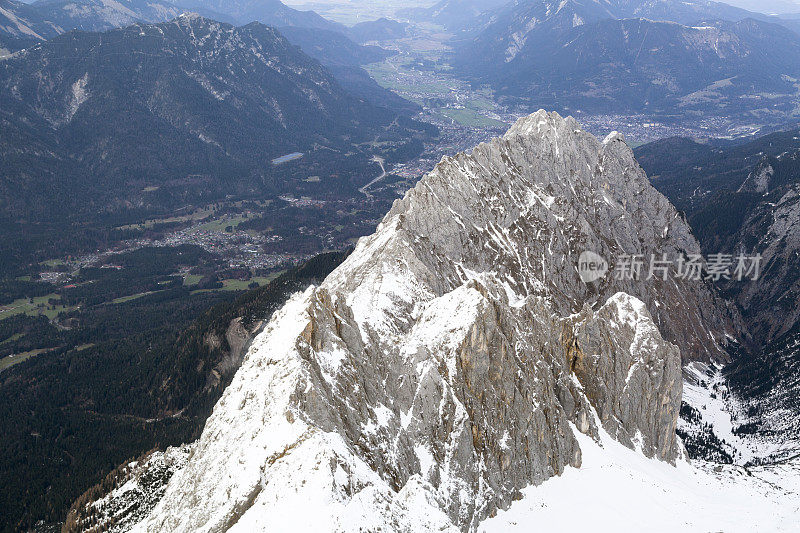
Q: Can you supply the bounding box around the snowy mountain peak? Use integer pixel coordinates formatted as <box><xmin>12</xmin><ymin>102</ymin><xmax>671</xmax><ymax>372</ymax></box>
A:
<box><xmin>504</xmin><ymin>108</ymin><xmax>579</xmax><ymax>136</ymax></box>
<box><xmin>129</xmin><ymin>112</ymin><xmax>742</xmax><ymax>532</ymax></box>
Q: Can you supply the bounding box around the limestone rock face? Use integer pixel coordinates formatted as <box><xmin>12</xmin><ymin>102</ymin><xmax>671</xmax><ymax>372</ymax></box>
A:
<box><xmin>565</xmin><ymin>294</ymin><xmax>682</xmax><ymax>460</ymax></box>
<box><xmin>132</xmin><ymin>111</ymin><xmax>728</xmax><ymax>532</ymax></box>
<box><xmin>729</xmin><ymin>185</ymin><xmax>800</xmax><ymax>343</ymax></box>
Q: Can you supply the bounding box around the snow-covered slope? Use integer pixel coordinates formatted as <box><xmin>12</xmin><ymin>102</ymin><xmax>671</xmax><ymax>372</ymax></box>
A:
<box><xmin>126</xmin><ymin>111</ymin><xmax>762</xmax><ymax>532</ymax></box>
<box><xmin>679</xmin><ymin>361</ymin><xmax>798</xmax><ymax>465</ymax></box>
<box><xmin>65</xmin><ymin>445</ymin><xmax>194</xmax><ymax>532</ymax></box>
<box><xmin>481</xmin><ymin>425</ymin><xmax>800</xmax><ymax>532</ymax></box>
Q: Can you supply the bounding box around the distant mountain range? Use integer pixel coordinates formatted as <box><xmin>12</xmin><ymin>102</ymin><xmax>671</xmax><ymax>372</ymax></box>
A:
<box><xmin>0</xmin><ymin>0</ymin><xmax>413</xmax><ymax>111</ymax></box>
<box><xmin>276</xmin><ymin>25</ymin><xmax>392</xmax><ymax>66</ymax></box>
<box><xmin>449</xmin><ymin>0</ymin><xmax>800</xmax><ymax>36</ymax></box>
<box><xmin>28</xmin><ymin>0</ymin><xmax>184</xmax><ymax>31</ymax></box>
<box><xmin>174</xmin><ymin>0</ymin><xmax>344</xmax><ymax>30</ymax></box>
<box><xmin>0</xmin><ymin>0</ymin><xmax>405</xmax><ymax>52</ymax></box>
<box><xmin>346</xmin><ymin>17</ymin><xmax>409</xmax><ymax>43</ymax></box>
<box><xmin>616</xmin><ymin>0</ymin><xmax>796</xmax><ymax>25</ymax></box>
<box><xmin>0</xmin><ymin>0</ymin><xmax>183</xmax><ymax>49</ymax></box>
<box><xmin>451</xmin><ymin>0</ymin><xmax>800</xmax><ymax>116</ymax></box>
<box><xmin>0</xmin><ymin>15</ymin><xmax>428</xmax><ymax>224</ymax></box>
<box><xmin>166</xmin><ymin>0</ymin><xmax>410</xmax><ymax>44</ymax></box>
<box><xmin>0</xmin><ymin>0</ymin><xmax>348</xmax><ymax>40</ymax></box>
<box><xmin>1</xmin><ymin>0</ymin><xmax>58</xmax><ymax>51</ymax></box>
<box><xmin>635</xmin><ymin>125</ymin><xmax>800</xmax><ymax>211</ymax></box>
<box><xmin>398</xmin><ymin>0</ymin><xmax>509</xmax><ymax>31</ymax></box>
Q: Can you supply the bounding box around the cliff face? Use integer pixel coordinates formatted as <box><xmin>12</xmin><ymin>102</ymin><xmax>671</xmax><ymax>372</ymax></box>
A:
<box><xmin>728</xmin><ymin>184</ymin><xmax>800</xmax><ymax>344</ymax></box>
<box><xmin>131</xmin><ymin>111</ymin><xmax>734</xmax><ymax>532</ymax></box>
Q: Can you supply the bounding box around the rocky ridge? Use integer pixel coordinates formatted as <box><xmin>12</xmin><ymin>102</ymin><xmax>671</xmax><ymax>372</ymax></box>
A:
<box><xmin>129</xmin><ymin>111</ymin><xmax>737</xmax><ymax>531</ymax></box>
<box><xmin>64</xmin><ymin>445</ymin><xmax>194</xmax><ymax>533</ymax></box>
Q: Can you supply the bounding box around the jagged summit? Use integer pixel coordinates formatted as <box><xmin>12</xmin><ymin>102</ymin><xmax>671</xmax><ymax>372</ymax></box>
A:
<box><xmin>130</xmin><ymin>112</ymin><xmax>737</xmax><ymax>532</ymax></box>
<box><xmin>504</xmin><ymin>108</ymin><xmax>580</xmax><ymax>136</ymax></box>
<box><xmin>364</xmin><ymin>109</ymin><xmax>735</xmax><ymax>362</ymax></box>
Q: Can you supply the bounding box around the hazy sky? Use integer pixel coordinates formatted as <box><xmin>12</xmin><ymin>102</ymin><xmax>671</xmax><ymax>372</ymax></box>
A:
<box><xmin>722</xmin><ymin>0</ymin><xmax>800</xmax><ymax>15</ymax></box>
<box><xmin>287</xmin><ymin>0</ymin><xmax>800</xmax><ymax>17</ymax></box>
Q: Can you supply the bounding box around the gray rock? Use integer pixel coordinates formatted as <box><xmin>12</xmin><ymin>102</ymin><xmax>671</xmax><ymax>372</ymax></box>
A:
<box><xmin>131</xmin><ymin>111</ymin><xmax>729</xmax><ymax>532</ymax></box>
<box><xmin>727</xmin><ymin>185</ymin><xmax>800</xmax><ymax>343</ymax></box>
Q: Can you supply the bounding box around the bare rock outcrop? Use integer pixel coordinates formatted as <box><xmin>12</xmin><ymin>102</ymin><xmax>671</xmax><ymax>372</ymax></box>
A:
<box><xmin>131</xmin><ymin>111</ymin><xmax>730</xmax><ymax>532</ymax></box>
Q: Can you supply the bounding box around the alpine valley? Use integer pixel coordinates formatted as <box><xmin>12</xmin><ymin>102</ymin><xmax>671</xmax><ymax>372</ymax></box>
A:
<box><xmin>0</xmin><ymin>13</ymin><xmax>433</xmax><ymax>272</ymax></box>
<box><xmin>2</xmin><ymin>0</ymin><xmax>800</xmax><ymax>531</ymax></box>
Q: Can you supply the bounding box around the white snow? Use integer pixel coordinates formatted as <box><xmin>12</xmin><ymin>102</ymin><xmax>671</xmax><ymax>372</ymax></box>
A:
<box><xmin>499</xmin><ymin>431</ymin><xmax>511</xmax><ymax>450</ymax></box>
<box><xmin>607</xmin><ymin>292</ymin><xmax>649</xmax><ymax>330</ymax></box>
<box><xmin>481</xmin><ymin>425</ymin><xmax>800</xmax><ymax>532</ymax></box>
<box><xmin>373</xmin><ymin>404</ymin><xmax>394</xmax><ymax>428</ymax></box>
<box><xmin>682</xmin><ymin>363</ymin><xmax>789</xmax><ymax>463</ymax></box>
<box><xmin>603</xmin><ymin>131</ymin><xmax>625</xmax><ymax>145</ymax></box>
<box><xmin>414</xmin><ymin>444</ymin><xmax>435</xmax><ymax>477</ymax></box>
<box><xmin>402</xmin><ymin>284</ymin><xmax>486</xmax><ymax>356</ymax></box>
<box><xmin>526</xmin><ymin>188</ymin><xmax>556</xmax><ymax>209</ymax></box>
<box><xmin>314</xmin><ymin>345</ymin><xmax>347</xmax><ymax>385</ymax></box>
